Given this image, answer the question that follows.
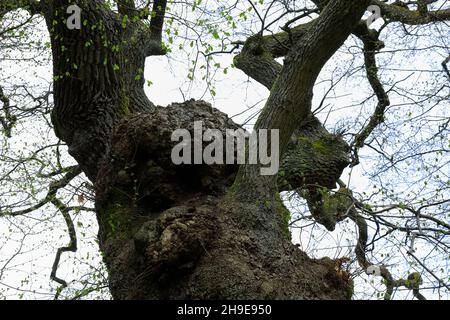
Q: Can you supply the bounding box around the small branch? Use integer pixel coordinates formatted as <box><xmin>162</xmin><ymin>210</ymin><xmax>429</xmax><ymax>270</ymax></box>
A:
<box><xmin>407</xmin><ymin>251</ymin><xmax>450</xmax><ymax>291</ymax></box>
<box><xmin>0</xmin><ymin>14</ymin><xmax>34</xmax><ymax>36</ymax></box>
<box><xmin>37</xmin><ymin>165</ymin><xmax>80</xmax><ymax>179</ymax></box>
<box><xmin>0</xmin><ymin>166</ymin><xmax>82</xmax><ymax>217</ymax></box>
<box><xmin>324</xmin><ymin>190</ymin><xmax>431</xmax><ymax>300</ymax></box>
<box><xmin>281</xmin><ymin>9</ymin><xmax>320</xmax><ymax>32</ymax></box>
<box><xmin>247</xmin><ymin>0</ymin><xmax>264</xmax><ymax>29</ymax></box>
<box><xmin>50</xmin><ymin>196</ymin><xmax>78</xmax><ymax>300</ymax></box>
<box><xmin>0</xmin><ymin>165</ymin><xmax>83</xmax><ymax>298</ymax></box>
<box><xmin>442</xmin><ymin>54</ymin><xmax>450</xmax><ymax>80</ymax></box>
<box><xmin>352</xmin><ymin>207</ymin><xmax>428</xmax><ymax>300</ymax></box>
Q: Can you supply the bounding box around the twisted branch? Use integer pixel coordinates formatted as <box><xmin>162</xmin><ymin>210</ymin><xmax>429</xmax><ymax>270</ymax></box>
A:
<box><xmin>350</xmin><ymin>24</ymin><xmax>390</xmax><ymax>166</ymax></box>
<box><xmin>0</xmin><ymin>166</ymin><xmax>82</xmax><ymax>217</ymax></box>
<box><xmin>328</xmin><ymin>189</ymin><xmax>428</xmax><ymax>300</ymax></box>
<box><xmin>50</xmin><ymin>196</ymin><xmax>78</xmax><ymax>300</ymax></box>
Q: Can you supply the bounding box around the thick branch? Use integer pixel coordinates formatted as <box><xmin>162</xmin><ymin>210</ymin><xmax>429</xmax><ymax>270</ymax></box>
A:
<box><xmin>145</xmin><ymin>0</ymin><xmax>167</xmax><ymax>56</ymax></box>
<box><xmin>45</xmin><ymin>0</ymin><xmax>157</xmax><ymax>180</ymax></box>
<box><xmin>150</xmin><ymin>0</ymin><xmax>167</xmax><ymax>40</ymax></box>
<box><xmin>233</xmin><ymin>35</ymin><xmax>282</xmax><ymax>90</ymax></box>
<box><xmin>234</xmin><ymin>12</ymin><xmax>352</xmax><ymax>223</ymax></box>
<box><xmin>350</xmin><ymin>25</ymin><xmax>390</xmax><ymax>166</ymax></box>
<box><xmin>233</xmin><ymin>0</ymin><xmax>370</xmax><ymax>200</ymax></box>
<box><xmin>234</xmin><ymin>39</ymin><xmax>350</xmax><ymax>200</ymax></box>
<box><xmin>117</xmin><ymin>0</ymin><xmax>137</xmax><ymax>17</ymax></box>
<box><xmin>372</xmin><ymin>0</ymin><xmax>450</xmax><ymax>25</ymax></box>
<box><xmin>257</xmin><ymin>0</ymin><xmax>370</xmax><ymax>150</ymax></box>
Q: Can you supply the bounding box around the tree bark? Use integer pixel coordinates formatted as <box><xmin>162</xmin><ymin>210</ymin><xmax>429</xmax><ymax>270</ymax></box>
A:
<box><xmin>35</xmin><ymin>0</ymin><xmax>370</xmax><ymax>299</ymax></box>
<box><xmin>94</xmin><ymin>100</ymin><xmax>353</xmax><ymax>299</ymax></box>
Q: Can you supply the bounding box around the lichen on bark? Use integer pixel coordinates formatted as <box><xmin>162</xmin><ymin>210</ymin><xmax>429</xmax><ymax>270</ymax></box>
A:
<box><xmin>92</xmin><ymin>100</ymin><xmax>354</xmax><ymax>299</ymax></box>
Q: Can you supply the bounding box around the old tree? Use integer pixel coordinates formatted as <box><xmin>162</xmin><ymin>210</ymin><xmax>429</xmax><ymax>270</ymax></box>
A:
<box><xmin>0</xmin><ymin>0</ymin><xmax>449</xmax><ymax>299</ymax></box>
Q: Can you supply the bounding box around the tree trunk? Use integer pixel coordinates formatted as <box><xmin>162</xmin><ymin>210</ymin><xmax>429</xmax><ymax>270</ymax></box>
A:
<box><xmin>41</xmin><ymin>0</ymin><xmax>369</xmax><ymax>299</ymax></box>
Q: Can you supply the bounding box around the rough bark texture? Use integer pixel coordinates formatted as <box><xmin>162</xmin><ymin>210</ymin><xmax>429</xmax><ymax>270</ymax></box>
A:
<box><xmin>94</xmin><ymin>100</ymin><xmax>353</xmax><ymax>299</ymax></box>
<box><xmin>46</xmin><ymin>0</ymin><xmax>159</xmax><ymax>180</ymax></box>
<box><xmin>30</xmin><ymin>0</ymin><xmax>371</xmax><ymax>299</ymax></box>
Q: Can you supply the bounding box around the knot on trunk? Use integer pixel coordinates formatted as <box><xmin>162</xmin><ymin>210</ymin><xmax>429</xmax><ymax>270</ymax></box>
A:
<box><xmin>304</xmin><ymin>187</ymin><xmax>354</xmax><ymax>231</ymax></box>
<box><xmin>134</xmin><ymin>205</ymin><xmax>218</xmax><ymax>277</ymax></box>
<box><xmin>279</xmin><ymin>116</ymin><xmax>350</xmax><ymax>191</ymax></box>
<box><xmin>96</xmin><ymin>99</ymin><xmax>240</xmax><ymax>213</ymax></box>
